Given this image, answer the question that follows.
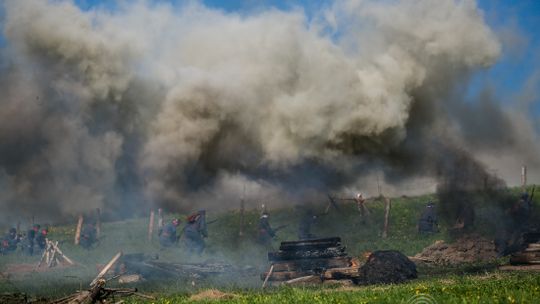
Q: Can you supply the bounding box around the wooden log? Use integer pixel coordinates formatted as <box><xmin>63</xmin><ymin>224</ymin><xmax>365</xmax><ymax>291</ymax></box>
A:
<box><xmin>271</xmin><ymin>257</ymin><xmax>352</xmax><ymax>272</ymax></box>
<box><xmin>52</xmin><ymin>241</ymin><xmax>75</xmax><ymax>265</ymax></box>
<box><xmin>148</xmin><ymin>210</ymin><xmax>155</xmax><ymax>241</ymax></box>
<box><xmin>91</xmin><ymin>252</ymin><xmax>123</xmax><ymax>287</ymax></box>
<box><xmin>239</xmin><ymin>200</ymin><xmax>245</xmax><ymax>237</ymax></box>
<box><xmin>280</xmin><ymin>237</ymin><xmax>341</xmax><ymax>246</ymax></box>
<box><xmin>96</xmin><ymin>208</ymin><xmax>101</xmax><ymax>239</ymax></box>
<box><xmin>321</xmin><ymin>266</ymin><xmax>360</xmax><ymax>279</ymax></box>
<box><xmin>261</xmin><ymin>270</ymin><xmax>313</xmax><ymax>282</ymax></box>
<box><xmin>262</xmin><ymin>264</ymin><xmax>274</xmax><ymax>288</ymax></box>
<box><xmin>48</xmin><ymin>241</ymin><xmax>58</xmax><ymax>268</ymax></box>
<box><xmin>158</xmin><ymin>208</ymin><xmax>163</xmax><ymax>228</ymax></box>
<box><xmin>268</xmin><ymin>246</ymin><xmax>347</xmax><ymax>261</ymax></box>
<box><xmin>382</xmin><ymin>197</ymin><xmax>391</xmax><ymax>238</ymax></box>
<box><xmin>285</xmin><ymin>275</ymin><xmax>319</xmax><ymax>285</ymax></box>
<box><xmin>279</xmin><ymin>241</ymin><xmax>341</xmax><ymax>251</ymax></box>
<box><xmin>522</xmin><ymin>165</ymin><xmax>527</xmax><ymax>191</ymax></box>
<box><xmin>74</xmin><ymin>215</ymin><xmax>84</xmax><ymax>245</ymax></box>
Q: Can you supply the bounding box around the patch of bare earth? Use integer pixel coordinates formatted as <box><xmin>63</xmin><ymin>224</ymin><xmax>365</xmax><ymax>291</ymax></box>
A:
<box><xmin>189</xmin><ymin>289</ymin><xmax>237</xmax><ymax>301</ymax></box>
<box><xmin>412</xmin><ymin>234</ymin><xmax>498</xmax><ymax>265</ymax></box>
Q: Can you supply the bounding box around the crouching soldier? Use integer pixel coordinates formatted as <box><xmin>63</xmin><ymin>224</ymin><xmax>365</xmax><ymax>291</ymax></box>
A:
<box><xmin>80</xmin><ymin>223</ymin><xmax>97</xmax><ymax>249</ymax></box>
<box><xmin>418</xmin><ymin>201</ymin><xmax>439</xmax><ymax>234</ymax></box>
<box><xmin>1</xmin><ymin>228</ymin><xmax>20</xmax><ymax>254</ymax></box>
<box><xmin>183</xmin><ymin>210</ymin><xmax>207</xmax><ymax>255</ymax></box>
<box><xmin>158</xmin><ymin>218</ymin><xmax>180</xmax><ymax>248</ymax></box>
<box><xmin>257</xmin><ymin>212</ymin><xmax>275</xmax><ymax>248</ymax></box>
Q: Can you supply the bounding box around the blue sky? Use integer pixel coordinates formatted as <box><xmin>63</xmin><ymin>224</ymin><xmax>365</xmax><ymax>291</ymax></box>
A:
<box><xmin>4</xmin><ymin>0</ymin><xmax>540</xmax><ymax>115</ymax></box>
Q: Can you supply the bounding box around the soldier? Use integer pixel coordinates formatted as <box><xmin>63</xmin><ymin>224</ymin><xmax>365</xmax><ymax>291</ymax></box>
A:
<box><xmin>35</xmin><ymin>227</ymin><xmax>48</xmax><ymax>251</ymax></box>
<box><xmin>355</xmin><ymin>192</ymin><xmax>370</xmax><ymax>224</ymax></box>
<box><xmin>298</xmin><ymin>209</ymin><xmax>317</xmax><ymax>240</ymax></box>
<box><xmin>25</xmin><ymin>224</ymin><xmax>40</xmax><ymax>255</ymax></box>
<box><xmin>511</xmin><ymin>192</ymin><xmax>531</xmax><ymax>231</ymax></box>
<box><xmin>1</xmin><ymin>228</ymin><xmax>19</xmax><ymax>254</ymax></box>
<box><xmin>418</xmin><ymin>201</ymin><xmax>439</xmax><ymax>234</ymax></box>
<box><xmin>496</xmin><ymin>191</ymin><xmax>534</xmax><ymax>256</ymax></box>
<box><xmin>183</xmin><ymin>210</ymin><xmax>207</xmax><ymax>255</ymax></box>
<box><xmin>257</xmin><ymin>212</ymin><xmax>275</xmax><ymax>248</ymax></box>
<box><xmin>80</xmin><ymin>223</ymin><xmax>98</xmax><ymax>249</ymax></box>
<box><xmin>158</xmin><ymin>218</ymin><xmax>180</xmax><ymax>248</ymax></box>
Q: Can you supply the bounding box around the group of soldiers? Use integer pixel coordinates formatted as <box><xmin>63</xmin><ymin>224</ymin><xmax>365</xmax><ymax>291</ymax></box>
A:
<box><xmin>158</xmin><ymin>210</ymin><xmax>208</xmax><ymax>255</ymax></box>
<box><xmin>0</xmin><ymin>224</ymin><xmax>48</xmax><ymax>256</ymax></box>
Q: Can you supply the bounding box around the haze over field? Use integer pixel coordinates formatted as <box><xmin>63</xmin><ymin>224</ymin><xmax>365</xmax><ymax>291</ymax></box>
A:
<box><xmin>0</xmin><ymin>0</ymin><xmax>538</xmax><ymax>222</ymax></box>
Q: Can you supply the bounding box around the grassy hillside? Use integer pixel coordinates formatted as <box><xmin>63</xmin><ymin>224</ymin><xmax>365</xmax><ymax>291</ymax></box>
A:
<box><xmin>0</xmin><ymin>187</ymin><xmax>538</xmax><ymax>300</ymax></box>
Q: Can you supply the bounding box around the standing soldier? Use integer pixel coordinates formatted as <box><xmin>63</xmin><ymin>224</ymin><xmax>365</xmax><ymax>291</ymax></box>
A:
<box><xmin>418</xmin><ymin>201</ymin><xmax>439</xmax><ymax>233</ymax></box>
<box><xmin>183</xmin><ymin>210</ymin><xmax>208</xmax><ymax>255</ymax></box>
<box><xmin>80</xmin><ymin>223</ymin><xmax>98</xmax><ymax>249</ymax></box>
<box><xmin>158</xmin><ymin>218</ymin><xmax>180</xmax><ymax>248</ymax></box>
<box><xmin>25</xmin><ymin>224</ymin><xmax>40</xmax><ymax>255</ymax></box>
<box><xmin>355</xmin><ymin>192</ymin><xmax>370</xmax><ymax>224</ymax></box>
<box><xmin>35</xmin><ymin>227</ymin><xmax>48</xmax><ymax>251</ymax></box>
<box><xmin>257</xmin><ymin>212</ymin><xmax>275</xmax><ymax>248</ymax></box>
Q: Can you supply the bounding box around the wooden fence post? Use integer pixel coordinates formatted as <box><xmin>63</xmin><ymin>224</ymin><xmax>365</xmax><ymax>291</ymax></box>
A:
<box><xmin>382</xmin><ymin>197</ymin><xmax>391</xmax><ymax>239</ymax></box>
<box><xmin>148</xmin><ymin>210</ymin><xmax>155</xmax><ymax>241</ymax></box>
<box><xmin>96</xmin><ymin>208</ymin><xmax>101</xmax><ymax>239</ymax></box>
<box><xmin>74</xmin><ymin>215</ymin><xmax>83</xmax><ymax>245</ymax></box>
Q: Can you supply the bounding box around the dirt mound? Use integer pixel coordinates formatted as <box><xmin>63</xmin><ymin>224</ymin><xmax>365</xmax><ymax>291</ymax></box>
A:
<box><xmin>357</xmin><ymin>250</ymin><xmax>417</xmax><ymax>285</ymax></box>
<box><xmin>189</xmin><ymin>289</ymin><xmax>236</xmax><ymax>301</ymax></box>
<box><xmin>413</xmin><ymin>234</ymin><xmax>498</xmax><ymax>265</ymax></box>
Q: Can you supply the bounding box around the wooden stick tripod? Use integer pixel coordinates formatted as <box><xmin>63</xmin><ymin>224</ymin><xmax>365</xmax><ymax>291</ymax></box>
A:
<box><xmin>36</xmin><ymin>239</ymin><xmax>75</xmax><ymax>270</ymax></box>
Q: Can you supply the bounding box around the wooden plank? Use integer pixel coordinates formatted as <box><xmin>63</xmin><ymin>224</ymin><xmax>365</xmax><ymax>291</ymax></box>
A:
<box><xmin>74</xmin><ymin>215</ymin><xmax>83</xmax><ymax>245</ymax></box>
<box><xmin>91</xmin><ymin>252</ymin><xmax>123</xmax><ymax>287</ymax></box>
<box><xmin>271</xmin><ymin>257</ymin><xmax>351</xmax><ymax>272</ymax></box>
<box><xmin>280</xmin><ymin>237</ymin><xmax>341</xmax><ymax>246</ymax></box>
<box><xmin>260</xmin><ymin>270</ymin><xmax>314</xmax><ymax>281</ymax></box>
<box><xmin>279</xmin><ymin>241</ymin><xmax>341</xmax><ymax>251</ymax></box>
<box><xmin>321</xmin><ymin>267</ymin><xmax>360</xmax><ymax>279</ymax></box>
<box><xmin>268</xmin><ymin>247</ymin><xmax>347</xmax><ymax>261</ymax></box>
<box><xmin>148</xmin><ymin>210</ymin><xmax>155</xmax><ymax>241</ymax></box>
<box><xmin>382</xmin><ymin>197</ymin><xmax>391</xmax><ymax>238</ymax></box>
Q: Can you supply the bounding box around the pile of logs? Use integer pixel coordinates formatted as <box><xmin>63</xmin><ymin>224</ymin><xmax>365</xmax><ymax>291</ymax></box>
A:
<box><xmin>510</xmin><ymin>232</ymin><xmax>540</xmax><ymax>265</ymax></box>
<box><xmin>261</xmin><ymin>237</ymin><xmax>360</xmax><ymax>285</ymax></box>
<box><xmin>50</xmin><ymin>252</ymin><xmax>154</xmax><ymax>304</ymax></box>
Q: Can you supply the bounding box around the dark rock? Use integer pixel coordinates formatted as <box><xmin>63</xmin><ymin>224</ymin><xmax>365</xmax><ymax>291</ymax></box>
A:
<box><xmin>357</xmin><ymin>250</ymin><xmax>417</xmax><ymax>285</ymax></box>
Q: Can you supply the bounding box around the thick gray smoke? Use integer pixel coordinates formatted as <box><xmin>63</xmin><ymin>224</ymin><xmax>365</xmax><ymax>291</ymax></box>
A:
<box><xmin>0</xmin><ymin>0</ymin><xmax>537</xmax><ymax>222</ymax></box>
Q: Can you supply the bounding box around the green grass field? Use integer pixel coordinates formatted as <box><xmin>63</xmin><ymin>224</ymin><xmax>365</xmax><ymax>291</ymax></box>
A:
<box><xmin>0</xmin><ymin>188</ymin><xmax>539</xmax><ymax>303</ymax></box>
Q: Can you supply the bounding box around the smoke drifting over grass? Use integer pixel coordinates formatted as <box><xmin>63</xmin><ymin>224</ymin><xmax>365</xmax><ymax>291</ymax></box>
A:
<box><xmin>0</xmin><ymin>0</ymin><xmax>537</xmax><ymax>222</ymax></box>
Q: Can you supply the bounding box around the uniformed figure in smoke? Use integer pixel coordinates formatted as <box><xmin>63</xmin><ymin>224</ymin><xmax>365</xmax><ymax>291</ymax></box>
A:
<box><xmin>24</xmin><ymin>224</ymin><xmax>40</xmax><ymax>255</ymax></box>
<box><xmin>257</xmin><ymin>212</ymin><xmax>275</xmax><ymax>249</ymax></box>
<box><xmin>495</xmin><ymin>189</ymin><xmax>535</xmax><ymax>256</ymax></box>
<box><xmin>158</xmin><ymin>218</ymin><xmax>180</xmax><ymax>248</ymax></box>
<box><xmin>35</xmin><ymin>228</ymin><xmax>48</xmax><ymax>252</ymax></box>
<box><xmin>80</xmin><ymin>223</ymin><xmax>98</xmax><ymax>250</ymax></box>
<box><xmin>182</xmin><ymin>210</ymin><xmax>208</xmax><ymax>255</ymax></box>
<box><xmin>417</xmin><ymin>201</ymin><xmax>439</xmax><ymax>234</ymax></box>
<box><xmin>1</xmin><ymin>228</ymin><xmax>20</xmax><ymax>255</ymax></box>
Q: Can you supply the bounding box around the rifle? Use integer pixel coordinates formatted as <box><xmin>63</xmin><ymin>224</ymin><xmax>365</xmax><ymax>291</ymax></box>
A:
<box><xmin>273</xmin><ymin>224</ymin><xmax>288</xmax><ymax>232</ymax></box>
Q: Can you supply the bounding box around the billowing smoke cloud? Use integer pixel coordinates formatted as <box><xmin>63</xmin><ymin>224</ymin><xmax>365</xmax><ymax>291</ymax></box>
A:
<box><xmin>0</xmin><ymin>0</ymin><xmax>537</xmax><ymax>223</ymax></box>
